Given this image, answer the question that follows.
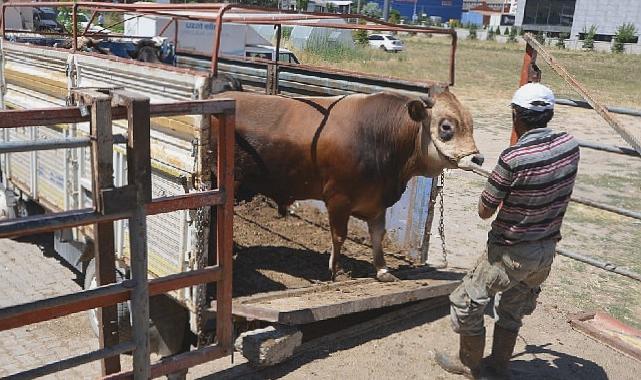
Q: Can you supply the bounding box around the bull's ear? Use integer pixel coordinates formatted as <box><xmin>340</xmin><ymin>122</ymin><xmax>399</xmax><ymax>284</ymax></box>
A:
<box><xmin>407</xmin><ymin>100</ymin><xmax>428</xmax><ymax>122</ymax></box>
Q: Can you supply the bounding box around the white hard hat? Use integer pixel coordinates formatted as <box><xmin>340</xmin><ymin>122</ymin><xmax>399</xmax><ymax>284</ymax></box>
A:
<box><xmin>511</xmin><ymin>83</ymin><xmax>555</xmax><ymax>112</ymax></box>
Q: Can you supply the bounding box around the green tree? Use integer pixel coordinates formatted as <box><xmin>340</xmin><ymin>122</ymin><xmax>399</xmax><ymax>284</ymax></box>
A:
<box><xmin>534</xmin><ymin>31</ymin><xmax>546</xmax><ymax>44</ymax></box>
<box><xmin>361</xmin><ymin>2</ymin><xmax>382</xmax><ymax>18</ymax></box>
<box><xmin>582</xmin><ymin>24</ymin><xmax>597</xmax><ymax>51</ymax></box>
<box><xmin>504</xmin><ymin>26</ymin><xmax>510</xmax><ymax>36</ymax></box>
<box><xmin>612</xmin><ymin>23</ymin><xmax>638</xmax><ymax>53</ymax></box>
<box><xmin>296</xmin><ymin>0</ymin><xmax>309</xmax><ymax>12</ymax></box>
<box><xmin>508</xmin><ymin>26</ymin><xmax>517</xmax><ymax>43</ymax></box>
<box><xmin>389</xmin><ymin>9</ymin><xmax>401</xmax><ymax>24</ymax></box>
<box><xmin>556</xmin><ymin>33</ymin><xmax>568</xmax><ymax>49</ymax></box>
<box><xmin>468</xmin><ymin>24</ymin><xmax>478</xmax><ymax>40</ymax></box>
<box><xmin>487</xmin><ymin>26</ymin><xmax>496</xmax><ymax>41</ymax></box>
<box><xmin>354</xmin><ymin>21</ymin><xmax>369</xmax><ymax>46</ymax></box>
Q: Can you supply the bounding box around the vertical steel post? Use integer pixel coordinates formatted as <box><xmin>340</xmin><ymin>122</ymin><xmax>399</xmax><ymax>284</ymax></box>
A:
<box><xmin>0</xmin><ymin>36</ymin><xmax>5</xmax><ymax>110</ymax></box>
<box><xmin>214</xmin><ymin>107</ymin><xmax>235</xmax><ymax>353</ymax></box>
<box><xmin>114</xmin><ymin>90</ymin><xmax>152</xmax><ymax>380</ymax></box>
<box><xmin>88</xmin><ymin>93</ymin><xmax>121</xmax><ymax>375</ymax></box>
<box><xmin>449</xmin><ymin>32</ymin><xmax>457</xmax><ymax>86</ymax></box>
<box><xmin>419</xmin><ymin>177</ymin><xmax>440</xmax><ymax>264</ymax></box>
<box><xmin>72</xmin><ymin>3</ymin><xmax>78</xmax><ymax>52</ymax></box>
<box><xmin>511</xmin><ymin>42</ymin><xmax>539</xmax><ymax>144</ymax></box>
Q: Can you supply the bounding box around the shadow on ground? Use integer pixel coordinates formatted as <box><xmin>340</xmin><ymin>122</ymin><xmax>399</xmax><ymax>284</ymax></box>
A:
<box><xmin>509</xmin><ymin>342</ymin><xmax>608</xmax><ymax>380</ymax></box>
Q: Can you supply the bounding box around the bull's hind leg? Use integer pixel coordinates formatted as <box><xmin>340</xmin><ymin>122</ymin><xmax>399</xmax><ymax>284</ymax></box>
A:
<box><xmin>368</xmin><ymin>213</ymin><xmax>399</xmax><ymax>282</ymax></box>
<box><xmin>326</xmin><ymin>195</ymin><xmax>351</xmax><ymax>281</ymax></box>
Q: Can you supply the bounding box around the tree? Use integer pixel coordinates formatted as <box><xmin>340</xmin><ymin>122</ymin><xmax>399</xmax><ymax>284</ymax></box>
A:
<box><xmin>296</xmin><ymin>0</ymin><xmax>309</xmax><ymax>12</ymax></box>
<box><xmin>556</xmin><ymin>33</ymin><xmax>569</xmax><ymax>49</ymax></box>
<box><xmin>612</xmin><ymin>22</ymin><xmax>638</xmax><ymax>53</ymax></box>
<box><xmin>468</xmin><ymin>24</ymin><xmax>478</xmax><ymax>40</ymax></box>
<box><xmin>487</xmin><ymin>26</ymin><xmax>495</xmax><ymax>41</ymax></box>
<box><xmin>389</xmin><ymin>9</ymin><xmax>401</xmax><ymax>24</ymax></box>
<box><xmin>361</xmin><ymin>2</ymin><xmax>382</xmax><ymax>18</ymax></box>
<box><xmin>503</xmin><ymin>26</ymin><xmax>510</xmax><ymax>36</ymax></box>
<box><xmin>354</xmin><ymin>20</ymin><xmax>369</xmax><ymax>46</ymax></box>
<box><xmin>534</xmin><ymin>31</ymin><xmax>546</xmax><ymax>44</ymax></box>
<box><xmin>582</xmin><ymin>24</ymin><xmax>597</xmax><ymax>51</ymax></box>
<box><xmin>507</xmin><ymin>26</ymin><xmax>517</xmax><ymax>43</ymax></box>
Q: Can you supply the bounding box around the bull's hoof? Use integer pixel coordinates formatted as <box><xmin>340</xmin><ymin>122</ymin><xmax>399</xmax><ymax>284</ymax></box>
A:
<box><xmin>376</xmin><ymin>269</ymin><xmax>399</xmax><ymax>282</ymax></box>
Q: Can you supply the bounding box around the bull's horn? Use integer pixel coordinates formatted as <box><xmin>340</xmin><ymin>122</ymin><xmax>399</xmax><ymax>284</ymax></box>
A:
<box><xmin>420</xmin><ymin>96</ymin><xmax>435</xmax><ymax>109</ymax></box>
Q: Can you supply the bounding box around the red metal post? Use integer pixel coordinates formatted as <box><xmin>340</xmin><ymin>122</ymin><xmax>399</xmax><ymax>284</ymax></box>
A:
<box><xmin>72</xmin><ymin>3</ymin><xmax>78</xmax><ymax>51</ymax></box>
<box><xmin>214</xmin><ymin>109</ymin><xmax>235</xmax><ymax>352</ymax></box>
<box><xmin>511</xmin><ymin>42</ymin><xmax>539</xmax><ymax>144</ymax></box>
<box><xmin>81</xmin><ymin>10</ymin><xmax>98</xmax><ymax>37</ymax></box>
<box><xmin>211</xmin><ymin>4</ymin><xmax>232</xmax><ymax>76</ymax></box>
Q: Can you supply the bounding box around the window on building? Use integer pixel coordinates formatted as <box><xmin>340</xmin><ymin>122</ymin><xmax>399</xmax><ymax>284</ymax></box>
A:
<box><xmin>523</xmin><ymin>0</ymin><xmax>576</xmax><ymax>27</ymax></box>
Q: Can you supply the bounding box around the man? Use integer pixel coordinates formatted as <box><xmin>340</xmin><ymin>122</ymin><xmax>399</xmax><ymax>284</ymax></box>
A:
<box><xmin>435</xmin><ymin>83</ymin><xmax>580</xmax><ymax>379</ymax></box>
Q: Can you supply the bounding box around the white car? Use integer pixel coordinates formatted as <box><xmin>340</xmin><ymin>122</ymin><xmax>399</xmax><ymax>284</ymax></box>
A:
<box><xmin>368</xmin><ymin>34</ymin><xmax>404</xmax><ymax>52</ymax></box>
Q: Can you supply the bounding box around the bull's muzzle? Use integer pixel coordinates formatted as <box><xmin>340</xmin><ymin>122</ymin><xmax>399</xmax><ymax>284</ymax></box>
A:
<box><xmin>456</xmin><ymin>153</ymin><xmax>485</xmax><ymax>170</ymax></box>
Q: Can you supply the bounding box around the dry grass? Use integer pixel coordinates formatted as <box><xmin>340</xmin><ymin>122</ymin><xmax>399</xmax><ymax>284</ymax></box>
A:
<box><xmin>291</xmin><ymin>35</ymin><xmax>641</xmax><ymax>108</ymax></box>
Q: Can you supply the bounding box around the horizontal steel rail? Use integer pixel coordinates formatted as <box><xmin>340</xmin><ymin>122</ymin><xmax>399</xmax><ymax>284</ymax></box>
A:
<box><xmin>0</xmin><ymin>189</ymin><xmax>226</xmax><ymax>239</ymax></box>
<box><xmin>557</xmin><ymin>248</ymin><xmax>641</xmax><ymax>282</ymax></box>
<box><xmin>577</xmin><ymin>139</ymin><xmax>640</xmax><ymax>158</ymax></box>
<box><xmin>6</xmin><ymin>342</ymin><xmax>136</xmax><ymax>380</ymax></box>
<box><xmin>556</xmin><ymin>98</ymin><xmax>641</xmax><ymax>118</ymax></box>
<box><xmin>0</xmin><ymin>99</ymin><xmax>235</xmax><ymax>128</ymax></box>
<box><xmin>0</xmin><ymin>266</ymin><xmax>222</xmax><ymax>331</ymax></box>
<box><xmin>467</xmin><ymin>164</ymin><xmax>641</xmax><ymax>221</ymax></box>
<box><xmin>0</xmin><ymin>134</ymin><xmax>128</xmax><ymax>154</ymax></box>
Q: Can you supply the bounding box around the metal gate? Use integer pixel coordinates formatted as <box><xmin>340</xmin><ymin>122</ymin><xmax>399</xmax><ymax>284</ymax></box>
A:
<box><xmin>0</xmin><ymin>88</ymin><xmax>236</xmax><ymax>379</ymax></box>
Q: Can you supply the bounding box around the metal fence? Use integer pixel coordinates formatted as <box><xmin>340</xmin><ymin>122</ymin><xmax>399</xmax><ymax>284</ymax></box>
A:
<box><xmin>0</xmin><ymin>89</ymin><xmax>236</xmax><ymax>378</ymax></box>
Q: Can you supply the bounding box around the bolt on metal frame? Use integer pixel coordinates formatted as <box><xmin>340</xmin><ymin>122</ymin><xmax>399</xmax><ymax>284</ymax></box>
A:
<box><xmin>0</xmin><ymin>91</ymin><xmax>236</xmax><ymax>379</ymax></box>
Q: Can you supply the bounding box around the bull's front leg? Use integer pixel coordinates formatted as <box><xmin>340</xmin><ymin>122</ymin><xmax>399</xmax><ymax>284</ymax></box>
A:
<box><xmin>368</xmin><ymin>212</ymin><xmax>399</xmax><ymax>282</ymax></box>
<box><xmin>326</xmin><ymin>195</ymin><xmax>351</xmax><ymax>281</ymax></box>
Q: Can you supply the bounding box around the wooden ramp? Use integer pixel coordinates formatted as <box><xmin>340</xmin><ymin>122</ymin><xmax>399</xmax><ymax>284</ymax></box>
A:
<box><xmin>219</xmin><ymin>270</ymin><xmax>462</xmax><ymax>325</ymax></box>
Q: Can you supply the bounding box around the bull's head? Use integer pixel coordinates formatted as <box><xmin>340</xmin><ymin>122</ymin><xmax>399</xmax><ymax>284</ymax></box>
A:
<box><xmin>407</xmin><ymin>90</ymin><xmax>483</xmax><ymax>176</ymax></box>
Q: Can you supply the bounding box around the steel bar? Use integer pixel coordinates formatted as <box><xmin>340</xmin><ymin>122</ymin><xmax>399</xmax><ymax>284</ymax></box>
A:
<box><xmin>81</xmin><ymin>10</ymin><xmax>99</xmax><ymax>38</ymax></box>
<box><xmin>0</xmin><ymin>266</ymin><xmax>222</xmax><ymax>332</ymax></box>
<box><xmin>523</xmin><ymin>34</ymin><xmax>641</xmax><ymax>155</ymax></box>
<box><xmin>556</xmin><ymin>98</ymin><xmax>641</xmax><ymax>118</ymax></box>
<box><xmin>102</xmin><ymin>345</ymin><xmax>226</xmax><ymax>380</ymax></box>
<box><xmin>5</xmin><ymin>342</ymin><xmax>135</xmax><ymax>380</ymax></box>
<box><xmin>577</xmin><ymin>139</ymin><xmax>640</xmax><ymax>158</ymax></box>
<box><xmin>88</xmin><ymin>93</ymin><xmax>121</xmax><ymax>375</ymax></box>
<box><xmin>146</xmin><ymin>190</ymin><xmax>225</xmax><ymax>215</ymax></box>
<box><xmin>465</xmin><ymin>164</ymin><xmax>641</xmax><ymax>221</ymax></box>
<box><xmin>0</xmin><ymin>99</ymin><xmax>235</xmax><ymax>128</ymax></box>
<box><xmin>557</xmin><ymin>248</ymin><xmax>641</xmax><ymax>282</ymax></box>
<box><xmin>0</xmin><ymin>134</ymin><xmax>127</xmax><ymax>154</ymax></box>
<box><xmin>513</xmin><ymin>42</ymin><xmax>538</xmax><ymax>144</ymax></box>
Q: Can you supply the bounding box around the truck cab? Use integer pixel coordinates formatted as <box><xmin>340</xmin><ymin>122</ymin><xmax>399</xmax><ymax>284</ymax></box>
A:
<box><xmin>244</xmin><ymin>44</ymin><xmax>300</xmax><ymax>64</ymax></box>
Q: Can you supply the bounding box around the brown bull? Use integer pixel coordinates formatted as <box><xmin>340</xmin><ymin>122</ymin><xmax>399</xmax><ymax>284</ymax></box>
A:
<box><xmin>213</xmin><ymin>90</ymin><xmax>483</xmax><ymax>281</ymax></box>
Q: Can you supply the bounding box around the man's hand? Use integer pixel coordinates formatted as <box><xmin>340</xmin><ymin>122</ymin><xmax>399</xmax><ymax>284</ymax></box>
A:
<box><xmin>478</xmin><ymin>198</ymin><xmax>496</xmax><ymax>220</ymax></box>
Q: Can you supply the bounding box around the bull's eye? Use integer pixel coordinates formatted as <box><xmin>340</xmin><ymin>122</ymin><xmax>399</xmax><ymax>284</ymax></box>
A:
<box><xmin>439</xmin><ymin>121</ymin><xmax>455</xmax><ymax>141</ymax></box>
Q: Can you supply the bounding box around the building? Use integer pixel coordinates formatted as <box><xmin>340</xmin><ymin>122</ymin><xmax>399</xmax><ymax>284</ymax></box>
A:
<box><xmin>369</xmin><ymin>0</ymin><xmax>464</xmax><ymax>22</ymax></box>
<box><xmin>463</xmin><ymin>1</ymin><xmax>511</xmax><ymax>12</ymax></box>
<box><xmin>515</xmin><ymin>0</ymin><xmax>641</xmax><ymax>42</ymax></box>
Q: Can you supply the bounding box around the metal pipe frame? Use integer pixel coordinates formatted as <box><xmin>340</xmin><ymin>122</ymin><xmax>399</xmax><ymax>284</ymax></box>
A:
<box><xmin>556</xmin><ymin>98</ymin><xmax>641</xmax><ymax>118</ymax></box>
<box><xmin>577</xmin><ymin>139</ymin><xmax>640</xmax><ymax>158</ymax></box>
<box><xmin>1</xmin><ymin>2</ymin><xmax>458</xmax><ymax>85</ymax></box>
<box><xmin>0</xmin><ymin>93</ymin><xmax>236</xmax><ymax>378</ymax></box>
<box><xmin>0</xmin><ymin>134</ymin><xmax>128</xmax><ymax>154</ymax></box>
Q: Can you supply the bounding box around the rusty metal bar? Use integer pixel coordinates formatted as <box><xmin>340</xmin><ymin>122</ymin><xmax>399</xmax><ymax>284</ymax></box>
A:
<box><xmin>81</xmin><ymin>10</ymin><xmax>99</xmax><ymax>38</ymax></box>
<box><xmin>145</xmin><ymin>190</ymin><xmax>225</xmax><ymax>215</ymax></box>
<box><xmin>0</xmin><ymin>266</ymin><xmax>222</xmax><ymax>332</ymax></box>
<box><xmin>557</xmin><ymin>248</ymin><xmax>641</xmax><ymax>282</ymax></box>
<box><xmin>5</xmin><ymin>342</ymin><xmax>136</xmax><ymax>380</ymax></box>
<box><xmin>103</xmin><ymin>344</ymin><xmax>226</xmax><ymax>380</ymax></box>
<box><xmin>556</xmin><ymin>98</ymin><xmax>641</xmax><ymax>118</ymax></box>
<box><xmin>0</xmin><ymin>134</ymin><xmax>127</xmax><ymax>154</ymax></box>
<box><xmin>0</xmin><ymin>99</ymin><xmax>235</xmax><ymax>128</ymax></box>
<box><xmin>523</xmin><ymin>34</ymin><xmax>641</xmax><ymax>155</ymax></box>
<box><xmin>88</xmin><ymin>92</ymin><xmax>121</xmax><ymax>375</ymax></box>
<box><xmin>72</xmin><ymin>3</ymin><xmax>78</xmax><ymax>52</ymax></box>
<box><xmin>420</xmin><ymin>178</ymin><xmax>441</xmax><ymax>263</ymax></box>
<box><xmin>577</xmin><ymin>139</ymin><xmax>640</xmax><ymax>158</ymax></box>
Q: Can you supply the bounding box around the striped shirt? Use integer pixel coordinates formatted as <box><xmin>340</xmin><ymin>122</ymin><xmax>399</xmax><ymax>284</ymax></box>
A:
<box><xmin>481</xmin><ymin>128</ymin><xmax>580</xmax><ymax>245</ymax></box>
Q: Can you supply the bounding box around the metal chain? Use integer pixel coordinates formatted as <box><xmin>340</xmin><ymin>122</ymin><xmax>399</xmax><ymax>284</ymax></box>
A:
<box><xmin>437</xmin><ymin>171</ymin><xmax>448</xmax><ymax>268</ymax></box>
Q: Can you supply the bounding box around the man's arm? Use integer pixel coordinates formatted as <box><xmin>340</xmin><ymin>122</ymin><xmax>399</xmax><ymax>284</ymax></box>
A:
<box><xmin>479</xmin><ymin>155</ymin><xmax>513</xmax><ymax>219</ymax></box>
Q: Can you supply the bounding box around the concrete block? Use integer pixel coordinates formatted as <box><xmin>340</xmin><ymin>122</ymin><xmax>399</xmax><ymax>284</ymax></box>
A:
<box><xmin>234</xmin><ymin>325</ymin><xmax>302</xmax><ymax>367</ymax></box>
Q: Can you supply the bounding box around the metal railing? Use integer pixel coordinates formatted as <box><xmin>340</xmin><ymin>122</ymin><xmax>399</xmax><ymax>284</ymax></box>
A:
<box><xmin>0</xmin><ymin>89</ymin><xmax>236</xmax><ymax>379</ymax></box>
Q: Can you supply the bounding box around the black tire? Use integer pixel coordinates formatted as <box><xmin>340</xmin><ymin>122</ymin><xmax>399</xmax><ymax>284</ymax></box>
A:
<box><xmin>379</xmin><ymin>45</ymin><xmax>387</xmax><ymax>52</ymax></box>
<box><xmin>84</xmin><ymin>260</ymin><xmax>131</xmax><ymax>339</ymax></box>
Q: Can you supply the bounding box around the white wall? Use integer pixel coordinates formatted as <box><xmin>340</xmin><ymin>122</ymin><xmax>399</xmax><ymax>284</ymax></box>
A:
<box><xmin>571</xmin><ymin>0</ymin><xmax>641</xmax><ymax>39</ymax></box>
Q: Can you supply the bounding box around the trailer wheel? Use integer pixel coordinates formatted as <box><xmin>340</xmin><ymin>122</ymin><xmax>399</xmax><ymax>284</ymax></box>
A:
<box><xmin>137</xmin><ymin>46</ymin><xmax>160</xmax><ymax>64</ymax></box>
<box><xmin>84</xmin><ymin>259</ymin><xmax>131</xmax><ymax>339</ymax></box>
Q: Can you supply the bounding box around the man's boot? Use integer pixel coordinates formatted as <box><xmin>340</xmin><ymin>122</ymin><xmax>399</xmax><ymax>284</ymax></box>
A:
<box><xmin>435</xmin><ymin>334</ymin><xmax>485</xmax><ymax>379</ymax></box>
<box><xmin>484</xmin><ymin>326</ymin><xmax>519</xmax><ymax>379</ymax></box>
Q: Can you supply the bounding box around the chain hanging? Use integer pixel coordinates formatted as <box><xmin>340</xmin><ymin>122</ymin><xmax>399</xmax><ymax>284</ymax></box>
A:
<box><xmin>437</xmin><ymin>171</ymin><xmax>448</xmax><ymax>268</ymax></box>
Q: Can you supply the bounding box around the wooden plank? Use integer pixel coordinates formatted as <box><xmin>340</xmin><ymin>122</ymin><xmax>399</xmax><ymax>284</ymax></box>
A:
<box><xmin>213</xmin><ymin>276</ymin><xmax>459</xmax><ymax>325</ymax></box>
<box><xmin>89</xmin><ymin>93</ymin><xmax>121</xmax><ymax>375</ymax></box>
<box><xmin>568</xmin><ymin>311</ymin><xmax>641</xmax><ymax>361</ymax></box>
